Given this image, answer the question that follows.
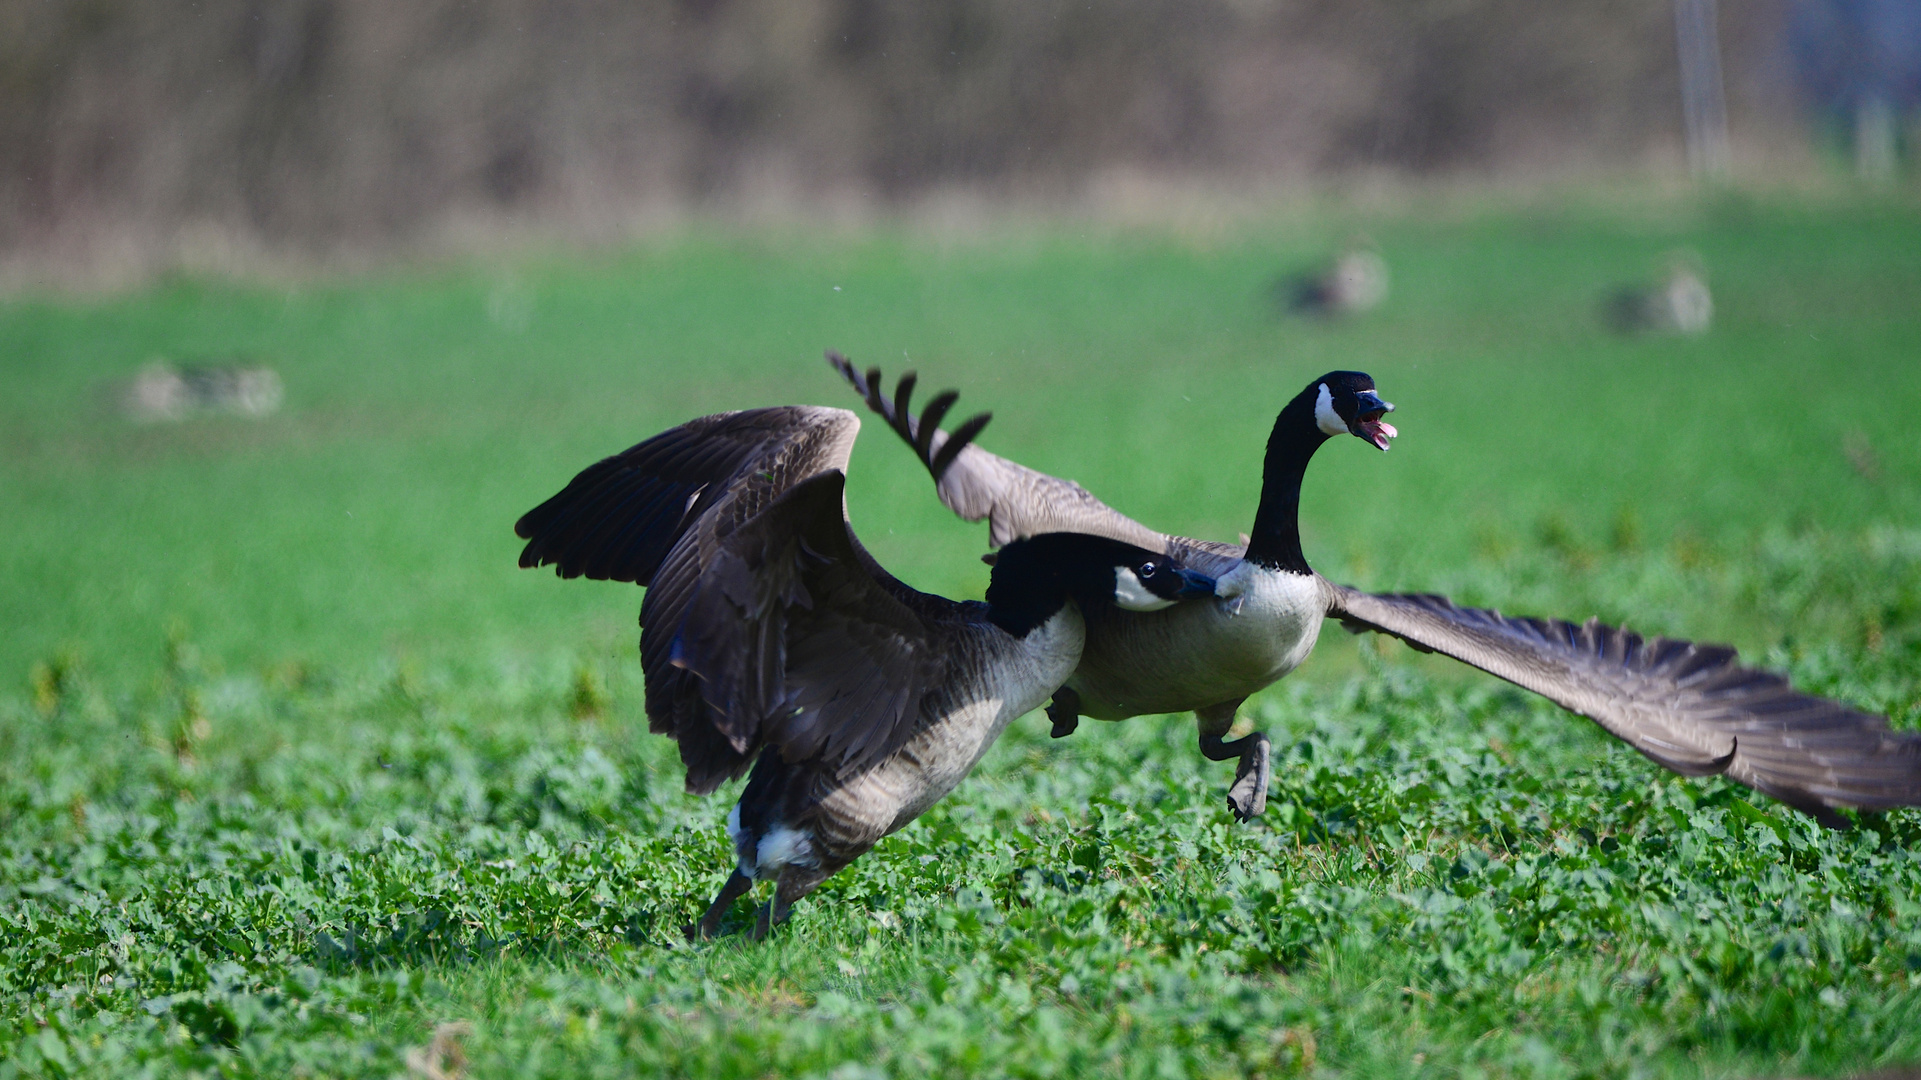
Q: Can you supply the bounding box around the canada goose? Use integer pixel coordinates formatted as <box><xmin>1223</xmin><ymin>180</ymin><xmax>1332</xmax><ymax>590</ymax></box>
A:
<box><xmin>121</xmin><ymin>360</ymin><xmax>284</xmax><ymax>422</ymax></box>
<box><xmin>831</xmin><ymin>353</ymin><xmax>1921</xmax><ymax>826</ymax></box>
<box><xmin>515</xmin><ymin>406</ymin><xmax>1218</xmax><ymax>937</ymax></box>
<box><xmin>1277</xmin><ymin>239</ymin><xmax>1389</xmax><ymax>318</ymax></box>
<box><xmin>1603</xmin><ymin>253</ymin><xmax>1712</xmax><ymax>335</ymax></box>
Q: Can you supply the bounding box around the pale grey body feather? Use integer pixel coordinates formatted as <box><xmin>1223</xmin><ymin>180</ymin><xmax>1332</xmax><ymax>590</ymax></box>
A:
<box><xmin>1068</xmin><ymin>560</ymin><xmax>1326</xmax><ymax>720</ymax></box>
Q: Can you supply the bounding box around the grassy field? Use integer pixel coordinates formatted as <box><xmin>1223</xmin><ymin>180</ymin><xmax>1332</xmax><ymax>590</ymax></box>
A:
<box><xmin>3</xmin><ymin>193</ymin><xmax>1920</xmax><ymax>1078</ymax></box>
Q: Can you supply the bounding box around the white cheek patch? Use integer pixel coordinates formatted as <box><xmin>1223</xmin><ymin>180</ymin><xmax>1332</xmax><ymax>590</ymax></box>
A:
<box><xmin>1314</xmin><ymin>383</ymin><xmax>1347</xmax><ymax>436</ymax></box>
<box><xmin>1112</xmin><ymin>567</ymin><xmax>1176</xmax><ymax>612</ymax></box>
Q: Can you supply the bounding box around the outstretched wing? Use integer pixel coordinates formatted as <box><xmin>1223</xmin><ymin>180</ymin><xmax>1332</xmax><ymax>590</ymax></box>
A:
<box><xmin>829</xmin><ymin>352</ymin><xmax>1171</xmax><ymax>553</ymax></box>
<box><xmin>514</xmin><ymin>405</ymin><xmax>861</xmax><ymax>585</ymax></box>
<box><xmin>1326</xmin><ymin>584</ymin><xmax>1921</xmax><ymax>824</ymax></box>
<box><xmin>517</xmin><ymin>408</ymin><xmax>965</xmax><ymax>792</ymax></box>
<box><xmin>667</xmin><ymin>470</ymin><xmax>960</xmax><ymax>782</ymax></box>
<box><xmin>516</xmin><ymin>406</ymin><xmax>867</xmax><ymax>791</ymax></box>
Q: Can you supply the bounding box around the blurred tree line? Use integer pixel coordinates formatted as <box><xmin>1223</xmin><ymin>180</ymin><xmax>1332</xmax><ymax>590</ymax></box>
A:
<box><xmin>0</xmin><ymin>0</ymin><xmax>1822</xmax><ymax>263</ymax></box>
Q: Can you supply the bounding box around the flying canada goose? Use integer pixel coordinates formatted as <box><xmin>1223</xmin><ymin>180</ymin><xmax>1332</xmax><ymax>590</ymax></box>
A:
<box><xmin>830</xmin><ymin>353</ymin><xmax>1921</xmax><ymax>827</ymax></box>
<box><xmin>514</xmin><ymin>406</ymin><xmax>1217</xmax><ymax>937</ymax></box>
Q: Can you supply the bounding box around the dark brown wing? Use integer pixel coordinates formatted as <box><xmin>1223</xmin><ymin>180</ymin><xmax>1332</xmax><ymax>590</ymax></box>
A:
<box><xmin>1326</xmin><ymin>584</ymin><xmax>1921</xmax><ymax>824</ymax></box>
<box><xmin>514</xmin><ymin>405</ymin><xmax>860</xmax><ymax>584</ymax></box>
<box><xmin>516</xmin><ymin>406</ymin><xmax>864</xmax><ymax>791</ymax></box>
<box><xmin>829</xmin><ymin>352</ymin><xmax>1171</xmax><ymax>553</ymax></box>
<box><xmin>666</xmin><ymin>470</ymin><xmax>962</xmax><ymax>783</ymax></box>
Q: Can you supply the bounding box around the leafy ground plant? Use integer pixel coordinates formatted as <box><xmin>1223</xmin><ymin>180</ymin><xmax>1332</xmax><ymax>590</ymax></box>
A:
<box><xmin>2</xmin><ymin>609</ymin><xmax>1918</xmax><ymax>1078</ymax></box>
<box><xmin>3</xmin><ymin>193</ymin><xmax>1919</xmax><ymax>1077</ymax></box>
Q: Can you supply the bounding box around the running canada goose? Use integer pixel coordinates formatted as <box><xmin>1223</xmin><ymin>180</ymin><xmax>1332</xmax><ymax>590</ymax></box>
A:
<box><xmin>831</xmin><ymin>353</ymin><xmax>1921</xmax><ymax>827</ymax></box>
<box><xmin>515</xmin><ymin>406</ymin><xmax>1217</xmax><ymax>937</ymax></box>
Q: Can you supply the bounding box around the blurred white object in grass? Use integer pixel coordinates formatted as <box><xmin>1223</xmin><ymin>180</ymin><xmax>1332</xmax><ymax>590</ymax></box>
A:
<box><xmin>123</xmin><ymin>361</ymin><xmax>284</xmax><ymax>422</ymax></box>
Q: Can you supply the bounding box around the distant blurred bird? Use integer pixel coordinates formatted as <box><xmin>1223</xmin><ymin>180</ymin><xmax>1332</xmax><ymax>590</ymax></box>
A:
<box><xmin>122</xmin><ymin>360</ymin><xmax>284</xmax><ymax>422</ymax></box>
<box><xmin>1603</xmin><ymin>254</ymin><xmax>1713</xmax><ymax>335</ymax></box>
<box><xmin>1276</xmin><ymin>238</ymin><xmax>1388</xmax><ymax>318</ymax></box>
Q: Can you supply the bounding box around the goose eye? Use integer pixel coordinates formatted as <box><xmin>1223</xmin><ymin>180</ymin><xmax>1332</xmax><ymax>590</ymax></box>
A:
<box><xmin>1137</xmin><ymin>562</ymin><xmax>1157</xmax><ymax>578</ymax></box>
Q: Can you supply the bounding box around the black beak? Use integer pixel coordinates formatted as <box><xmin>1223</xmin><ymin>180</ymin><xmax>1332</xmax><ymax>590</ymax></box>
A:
<box><xmin>1175</xmin><ymin>568</ymin><xmax>1218</xmax><ymax>597</ymax></box>
<box><xmin>1353</xmin><ymin>390</ymin><xmax>1394</xmax><ymax>421</ymax></box>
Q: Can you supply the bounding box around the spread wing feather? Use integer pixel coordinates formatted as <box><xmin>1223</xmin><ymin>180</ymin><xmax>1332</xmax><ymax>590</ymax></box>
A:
<box><xmin>668</xmin><ymin>471</ymin><xmax>957</xmax><ymax>781</ymax></box>
<box><xmin>517</xmin><ymin>405</ymin><xmax>967</xmax><ymax>792</ymax></box>
<box><xmin>515</xmin><ymin>406</ymin><xmax>860</xmax><ymax>585</ymax></box>
<box><xmin>1326</xmin><ymin>585</ymin><xmax>1921</xmax><ymax>824</ymax></box>
<box><xmin>829</xmin><ymin>351</ymin><xmax>1170</xmax><ymax>553</ymax></box>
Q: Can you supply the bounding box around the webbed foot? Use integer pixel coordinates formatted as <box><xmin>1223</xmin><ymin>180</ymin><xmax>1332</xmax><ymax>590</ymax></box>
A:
<box><xmin>1224</xmin><ymin>733</ymin><xmax>1271</xmax><ymax>821</ymax></box>
<box><xmin>1046</xmin><ymin>688</ymin><xmax>1082</xmax><ymax>739</ymax></box>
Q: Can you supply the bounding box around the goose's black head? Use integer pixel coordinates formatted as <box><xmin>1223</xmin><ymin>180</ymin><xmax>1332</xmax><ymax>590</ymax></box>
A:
<box><xmin>1248</xmin><ymin>370</ymin><xmax>1396</xmax><ymax>573</ymax></box>
<box><xmin>1306</xmin><ymin>370</ymin><xmax>1396</xmax><ymax>451</ymax></box>
<box><xmin>985</xmin><ymin>533</ymin><xmax>1218</xmax><ymax>637</ymax></box>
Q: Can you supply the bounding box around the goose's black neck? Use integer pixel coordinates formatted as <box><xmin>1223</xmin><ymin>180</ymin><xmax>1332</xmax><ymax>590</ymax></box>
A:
<box><xmin>1244</xmin><ymin>390</ymin><xmax>1332</xmax><ymax>575</ymax></box>
<box><xmin>984</xmin><ymin>534</ymin><xmax>1127</xmax><ymax>637</ymax></box>
<box><xmin>984</xmin><ymin>576</ymin><xmax>1071</xmax><ymax>638</ymax></box>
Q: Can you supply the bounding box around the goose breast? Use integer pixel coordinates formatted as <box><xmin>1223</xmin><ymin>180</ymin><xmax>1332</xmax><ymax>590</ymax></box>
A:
<box><xmin>1068</xmin><ymin>562</ymin><xmax>1326</xmax><ymax>719</ymax></box>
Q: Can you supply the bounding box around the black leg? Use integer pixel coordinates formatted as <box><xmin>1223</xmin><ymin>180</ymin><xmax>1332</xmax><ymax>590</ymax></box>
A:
<box><xmin>1046</xmin><ymin>688</ymin><xmax>1082</xmax><ymax>739</ymax></box>
<box><xmin>1196</xmin><ymin>699</ymin><xmax>1268</xmax><ymax>821</ymax></box>
<box><xmin>696</xmin><ymin>869</ymin><xmax>754</xmax><ymax>938</ymax></box>
<box><xmin>1198</xmin><ymin>730</ymin><xmax>1253</xmax><ymax>761</ymax></box>
<box><xmin>747</xmin><ymin>866</ymin><xmax>828</xmax><ymax>941</ymax></box>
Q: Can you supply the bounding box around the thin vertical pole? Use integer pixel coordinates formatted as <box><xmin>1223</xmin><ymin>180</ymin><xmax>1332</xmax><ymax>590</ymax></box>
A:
<box><xmin>1855</xmin><ymin>95</ymin><xmax>1897</xmax><ymax>183</ymax></box>
<box><xmin>1675</xmin><ymin>0</ymin><xmax>1731</xmax><ymax>180</ymax></box>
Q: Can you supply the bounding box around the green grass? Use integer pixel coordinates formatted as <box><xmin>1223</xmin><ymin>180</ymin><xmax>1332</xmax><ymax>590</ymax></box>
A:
<box><xmin>3</xmin><ymin>193</ymin><xmax>1921</xmax><ymax>1078</ymax></box>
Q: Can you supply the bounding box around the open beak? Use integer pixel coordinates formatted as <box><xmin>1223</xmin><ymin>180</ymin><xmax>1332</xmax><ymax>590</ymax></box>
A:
<box><xmin>1350</xmin><ymin>391</ymin><xmax>1397</xmax><ymax>451</ymax></box>
<box><xmin>1175</xmin><ymin>568</ymin><xmax>1219</xmax><ymax>597</ymax></box>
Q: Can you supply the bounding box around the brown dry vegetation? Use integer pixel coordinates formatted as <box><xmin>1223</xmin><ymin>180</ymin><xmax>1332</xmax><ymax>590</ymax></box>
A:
<box><xmin>1</xmin><ymin>0</ymin><xmax>1808</xmax><ymax>277</ymax></box>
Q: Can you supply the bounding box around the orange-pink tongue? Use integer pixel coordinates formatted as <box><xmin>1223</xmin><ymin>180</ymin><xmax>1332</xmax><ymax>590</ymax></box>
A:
<box><xmin>1358</xmin><ymin>418</ymin><xmax>1397</xmax><ymax>450</ymax></box>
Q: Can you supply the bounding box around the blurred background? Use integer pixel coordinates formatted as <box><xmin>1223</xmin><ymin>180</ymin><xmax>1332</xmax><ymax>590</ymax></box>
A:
<box><xmin>3</xmin><ymin>0</ymin><xmax>1919</xmax><ymax>282</ymax></box>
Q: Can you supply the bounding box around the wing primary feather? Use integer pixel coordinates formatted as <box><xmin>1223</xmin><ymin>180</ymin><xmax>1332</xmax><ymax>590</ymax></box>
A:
<box><xmin>916</xmin><ymin>391</ymin><xmax>959</xmax><ymax>460</ymax></box>
<box><xmin>892</xmin><ymin>373</ymin><xmax>919</xmax><ymax>438</ymax></box>
<box><xmin>930</xmin><ymin>412</ymin><xmax>993</xmax><ymax>481</ymax></box>
<box><xmin>528</xmin><ymin>478</ymin><xmax>675</xmax><ymax>580</ymax></box>
<box><xmin>1327</xmin><ymin>584</ymin><xmax>1921</xmax><ymax>824</ymax></box>
<box><xmin>575</xmin><ymin>483</ymin><xmax>689</xmax><ymax>582</ymax></box>
<box><xmin>828</xmin><ymin>351</ymin><xmax>1174</xmax><ymax>551</ymax></box>
<box><xmin>516</xmin><ymin>465</ymin><xmax>642</xmax><ymax>563</ymax></box>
